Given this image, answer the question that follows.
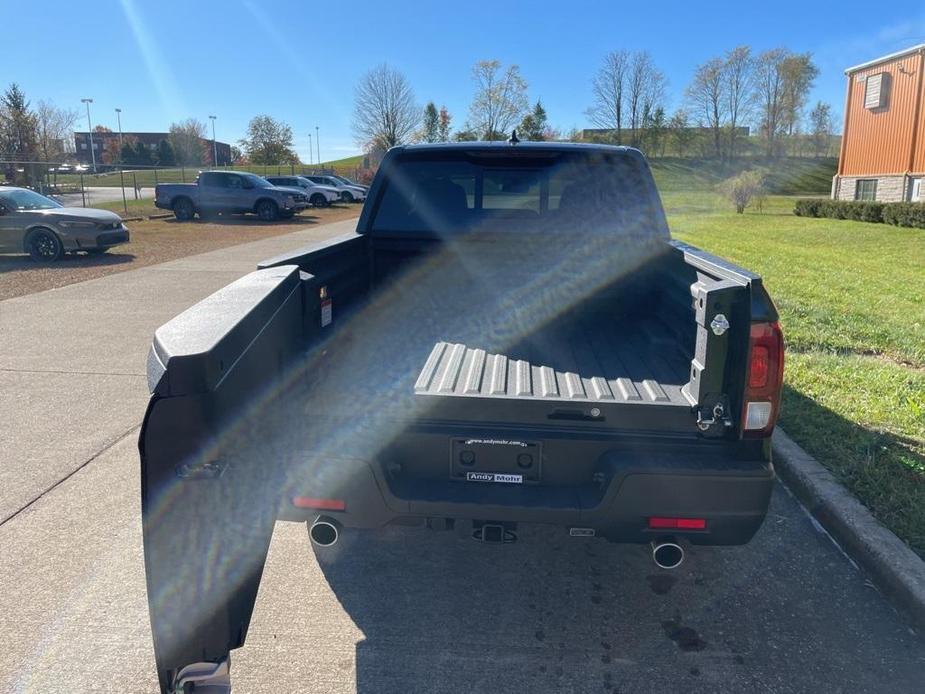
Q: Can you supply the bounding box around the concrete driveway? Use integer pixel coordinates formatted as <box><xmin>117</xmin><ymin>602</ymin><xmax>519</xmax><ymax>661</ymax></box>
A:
<box><xmin>1</xmin><ymin>218</ymin><xmax>923</xmax><ymax>692</ymax></box>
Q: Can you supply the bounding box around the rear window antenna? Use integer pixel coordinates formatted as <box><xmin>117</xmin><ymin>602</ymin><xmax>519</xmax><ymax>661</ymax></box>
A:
<box><xmin>508</xmin><ymin>130</ymin><xmax>520</xmax><ymax>145</ymax></box>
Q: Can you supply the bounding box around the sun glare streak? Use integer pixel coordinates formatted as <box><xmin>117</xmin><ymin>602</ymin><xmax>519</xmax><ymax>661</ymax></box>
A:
<box><xmin>241</xmin><ymin>0</ymin><xmax>343</xmax><ymax>116</ymax></box>
<box><xmin>141</xmin><ymin>154</ymin><xmax>669</xmax><ymax>648</ymax></box>
<box><xmin>118</xmin><ymin>0</ymin><xmax>186</xmax><ymax>116</ymax></box>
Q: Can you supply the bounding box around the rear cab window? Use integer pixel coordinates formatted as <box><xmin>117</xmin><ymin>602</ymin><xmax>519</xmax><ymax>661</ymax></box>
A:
<box><xmin>366</xmin><ymin>147</ymin><xmax>668</xmax><ymax>239</ymax></box>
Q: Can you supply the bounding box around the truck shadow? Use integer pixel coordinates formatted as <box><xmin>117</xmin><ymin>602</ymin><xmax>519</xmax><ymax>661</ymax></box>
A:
<box><xmin>779</xmin><ymin>384</ymin><xmax>925</xmax><ymax>552</ymax></box>
<box><xmin>161</xmin><ymin>206</ymin><xmax>352</xmax><ymax>228</ymax></box>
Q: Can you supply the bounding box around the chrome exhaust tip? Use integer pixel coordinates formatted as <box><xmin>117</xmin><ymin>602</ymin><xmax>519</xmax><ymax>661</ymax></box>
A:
<box><xmin>651</xmin><ymin>538</ymin><xmax>685</xmax><ymax>570</ymax></box>
<box><xmin>309</xmin><ymin>516</ymin><xmax>340</xmax><ymax>547</ymax></box>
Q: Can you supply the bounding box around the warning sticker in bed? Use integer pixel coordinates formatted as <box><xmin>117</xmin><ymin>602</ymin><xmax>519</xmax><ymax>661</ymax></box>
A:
<box><xmin>320</xmin><ymin>298</ymin><xmax>332</xmax><ymax>327</ymax></box>
<box><xmin>466</xmin><ymin>472</ymin><xmax>523</xmax><ymax>484</ymax></box>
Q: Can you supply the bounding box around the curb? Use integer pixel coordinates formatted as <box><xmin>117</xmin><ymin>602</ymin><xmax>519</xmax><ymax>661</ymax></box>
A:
<box><xmin>121</xmin><ymin>213</ymin><xmax>173</xmax><ymax>222</ymax></box>
<box><xmin>772</xmin><ymin>429</ymin><xmax>925</xmax><ymax>630</ymax></box>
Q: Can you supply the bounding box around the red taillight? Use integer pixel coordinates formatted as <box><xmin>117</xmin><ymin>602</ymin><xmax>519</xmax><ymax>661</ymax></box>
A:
<box><xmin>748</xmin><ymin>345</ymin><xmax>770</xmax><ymax>388</ymax></box>
<box><xmin>742</xmin><ymin>321</ymin><xmax>784</xmax><ymax>438</ymax></box>
<box><xmin>292</xmin><ymin>497</ymin><xmax>346</xmax><ymax>511</ymax></box>
<box><xmin>648</xmin><ymin>517</ymin><xmax>707</xmax><ymax>530</ymax></box>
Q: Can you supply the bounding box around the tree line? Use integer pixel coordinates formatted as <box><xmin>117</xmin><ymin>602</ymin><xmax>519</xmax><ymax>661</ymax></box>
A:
<box><xmin>0</xmin><ymin>82</ymin><xmax>304</xmax><ymax>185</ymax></box>
<box><xmin>352</xmin><ymin>47</ymin><xmax>835</xmax><ymax>160</ymax></box>
<box><xmin>352</xmin><ymin>59</ymin><xmax>554</xmax><ymax>155</ymax></box>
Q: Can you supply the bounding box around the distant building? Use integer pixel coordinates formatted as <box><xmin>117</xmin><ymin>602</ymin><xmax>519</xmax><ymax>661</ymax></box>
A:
<box><xmin>73</xmin><ymin>131</ymin><xmax>232</xmax><ymax>166</ymax></box>
<box><xmin>833</xmin><ymin>44</ymin><xmax>925</xmax><ymax>202</ymax></box>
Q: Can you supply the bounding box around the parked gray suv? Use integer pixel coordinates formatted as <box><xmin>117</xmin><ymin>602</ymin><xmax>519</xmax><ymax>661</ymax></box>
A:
<box><xmin>154</xmin><ymin>171</ymin><xmax>309</xmax><ymax>222</ymax></box>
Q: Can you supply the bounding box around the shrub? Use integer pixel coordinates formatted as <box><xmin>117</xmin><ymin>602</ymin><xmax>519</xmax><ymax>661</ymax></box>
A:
<box><xmin>718</xmin><ymin>170</ymin><xmax>766</xmax><ymax>214</ymax></box>
<box><xmin>794</xmin><ymin>199</ymin><xmax>886</xmax><ymax>223</ymax></box>
<box><xmin>794</xmin><ymin>198</ymin><xmax>824</xmax><ymax>217</ymax></box>
<box><xmin>882</xmin><ymin>202</ymin><xmax>925</xmax><ymax>228</ymax></box>
<box><xmin>857</xmin><ymin>202</ymin><xmax>885</xmax><ymax>223</ymax></box>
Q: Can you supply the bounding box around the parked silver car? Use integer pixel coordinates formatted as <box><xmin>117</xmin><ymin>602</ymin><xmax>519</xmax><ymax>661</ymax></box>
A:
<box><xmin>304</xmin><ymin>175</ymin><xmax>367</xmax><ymax>202</ymax></box>
<box><xmin>0</xmin><ymin>187</ymin><xmax>129</xmax><ymax>261</ymax></box>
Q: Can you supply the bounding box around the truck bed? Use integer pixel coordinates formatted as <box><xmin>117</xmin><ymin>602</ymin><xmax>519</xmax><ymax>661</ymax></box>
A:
<box><xmin>414</xmin><ymin>312</ymin><xmax>691</xmax><ymax>406</ymax></box>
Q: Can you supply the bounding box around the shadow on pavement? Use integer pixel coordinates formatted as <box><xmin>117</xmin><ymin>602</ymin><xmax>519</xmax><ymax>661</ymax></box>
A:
<box><xmin>162</xmin><ymin>205</ymin><xmax>356</xmax><ymax>228</ymax></box>
<box><xmin>307</xmin><ymin>487</ymin><xmax>925</xmax><ymax>693</ymax></box>
<box><xmin>0</xmin><ymin>252</ymin><xmax>135</xmax><ymax>272</ymax></box>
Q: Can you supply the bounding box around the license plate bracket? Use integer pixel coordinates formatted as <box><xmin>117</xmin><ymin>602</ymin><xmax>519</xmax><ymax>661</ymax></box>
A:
<box><xmin>450</xmin><ymin>438</ymin><xmax>541</xmax><ymax>483</ymax></box>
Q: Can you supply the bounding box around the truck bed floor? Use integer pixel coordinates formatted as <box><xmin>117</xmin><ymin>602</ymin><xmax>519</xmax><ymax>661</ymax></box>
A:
<box><xmin>414</xmin><ymin>313</ymin><xmax>692</xmax><ymax>406</ymax></box>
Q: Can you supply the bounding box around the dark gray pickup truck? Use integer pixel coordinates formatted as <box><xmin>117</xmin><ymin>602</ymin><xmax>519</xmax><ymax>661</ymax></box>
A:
<box><xmin>140</xmin><ymin>142</ymin><xmax>783</xmax><ymax>692</ymax></box>
<box><xmin>154</xmin><ymin>170</ymin><xmax>309</xmax><ymax>221</ymax></box>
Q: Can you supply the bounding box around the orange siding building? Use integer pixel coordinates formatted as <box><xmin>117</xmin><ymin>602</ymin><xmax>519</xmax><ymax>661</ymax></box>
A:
<box><xmin>834</xmin><ymin>44</ymin><xmax>925</xmax><ymax>202</ymax></box>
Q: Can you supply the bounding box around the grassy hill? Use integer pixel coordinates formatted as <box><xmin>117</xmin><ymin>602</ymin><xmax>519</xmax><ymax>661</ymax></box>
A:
<box><xmin>315</xmin><ymin>154</ymin><xmax>364</xmax><ymax>168</ymax></box>
<box><xmin>651</xmin><ymin>157</ymin><xmax>836</xmax><ymax>195</ymax></box>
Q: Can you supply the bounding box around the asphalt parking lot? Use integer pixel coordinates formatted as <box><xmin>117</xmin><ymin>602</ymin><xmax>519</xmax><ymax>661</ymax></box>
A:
<box><xmin>1</xmin><ymin>217</ymin><xmax>923</xmax><ymax>692</ymax></box>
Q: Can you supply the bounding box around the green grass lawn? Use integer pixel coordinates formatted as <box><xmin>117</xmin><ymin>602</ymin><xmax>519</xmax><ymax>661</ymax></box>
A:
<box><xmin>94</xmin><ymin>197</ymin><xmax>163</xmax><ymax>217</ymax></box>
<box><xmin>668</xmin><ymin>195</ymin><xmax>925</xmax><ymax>556</ymax></box>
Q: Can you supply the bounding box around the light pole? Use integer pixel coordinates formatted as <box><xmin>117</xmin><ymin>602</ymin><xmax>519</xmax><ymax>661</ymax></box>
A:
<box><xmin>315</xmin><ymin>126</ymin><xmax>320</xmax><ymax>168</ymax></box>
<box><xmin>208</xmin><ymin>115</ymin><xmax>218</xmax><ymax>168</ymax></box>
<box><xmin>115</xmin><ymin>108</ymin><xmax>123</xmax><ymax>149</ymax></box>
<box><xmin>81</xmin><ymin>98</ymin><xmax>96</xmax><ymax>173</ymax></box>
<box><xmin>115</xmin><ymin>108</ymin><xmax>123</xmax><ymax>163</ymax></box>
<box><xmin>307</xmin><ymin>133</ymin><xmax>312</xmax><ymax>166</ymax></box>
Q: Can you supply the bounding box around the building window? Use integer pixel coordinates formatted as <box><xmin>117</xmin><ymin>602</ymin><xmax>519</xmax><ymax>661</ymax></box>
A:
<box><xmin>911</xmin><ymin>178</ymin><xmax>922</xmax><ymax>202</ymax></box>
<box><xmin>864</xmin><ymin>72</ymin><xmax>889</xmax><ymax>110</ymax></box>
<box><xmin>80</xmin><ymin>143</ymin><xmax>87</xmax><ymax>150</ymax></box>
<box><xmin>855</xmin><ymin>179</ymin><xmax>878</xmax><ymax>201</ymax></box>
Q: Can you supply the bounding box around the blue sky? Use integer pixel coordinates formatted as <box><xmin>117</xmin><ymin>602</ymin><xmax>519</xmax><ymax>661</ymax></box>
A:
<box><xmin>4</xmin><ymin>0</ymin><xmax>925</xmax><ymax>162</ymax></box>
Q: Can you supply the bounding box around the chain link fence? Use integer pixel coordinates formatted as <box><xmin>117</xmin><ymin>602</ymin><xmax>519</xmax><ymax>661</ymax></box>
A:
<box><xmin>0</xmin><ymin>160</ymin><xmax>370</xmax><ymax>214</ymax></box>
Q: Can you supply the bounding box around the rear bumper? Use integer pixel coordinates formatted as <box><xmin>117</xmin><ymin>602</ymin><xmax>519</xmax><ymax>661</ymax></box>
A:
<box><xmin>279</xmin><ymin>444</ymin><xmax>775</xmax><ymax>546</ymax></box>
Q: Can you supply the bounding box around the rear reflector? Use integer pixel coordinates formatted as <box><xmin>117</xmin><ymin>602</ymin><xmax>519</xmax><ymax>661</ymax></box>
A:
<box><xmin>292</xmin><ymin>497</ymin><xmax>346</xmax><ymax>511</ymax></box>
<box><xmin>648</xmin><ymin>517</ymin><xmax>707</xmax><ymax>530</ymax></box>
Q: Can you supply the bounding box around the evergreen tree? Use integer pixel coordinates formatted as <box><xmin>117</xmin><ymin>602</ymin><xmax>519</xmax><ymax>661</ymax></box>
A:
<box><xmin>519</xmin><ymin>100</ymin><xmax>548</xmax><ymax>140</ymax></box>
<box><xmin>133</xmin><ymin>140</ymin><xmax>152</xmax><ymax>165</ymax></box>
<box><xmin>0</xmin><ymin>83</ymin><xmax>39</xmax><ymax>184</ymax></box>
<box><xmin>422</xmin><ymin>102</ymin><xmax>439</xmax><ymax>143</ymax></box>
<box><xmin>121</xmin><ymin>142</ymin><xmax>136</xmax><ymax>165</ymax></box>
<box><xmin>157</xmin><ymin>139</ymin><xmax>175</xmax><ymax>166</ymax></box>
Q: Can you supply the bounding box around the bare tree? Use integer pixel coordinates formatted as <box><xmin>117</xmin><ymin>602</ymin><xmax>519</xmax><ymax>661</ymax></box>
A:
<box><xmin>626</xmin><ymin>51</ymin><xmax>666</xmax><ymax>147</ymax></box>
<box><xmin>34</xmin><ymin>100</ymin><xmax>78</xmax><ymax>163</ymax></box>
<box><xmin>754</xmin><ymin>49</ymin><xmax>789</xmax><ymax>157</ymax></box>
<box><xmin>169</xmin><ymin>118</ymin><xmax>207</xmax><ymax>166</ymax></box>
<box><xmin>724</xmin><ymin>46</ymin><xmax>755</xmax><ymax>158</ymax></box>
<box><xmin>586</xmin><ymin>50</ymin><xmax>630</xmax><ymax>142</ymax></box>
<box><xmin>781</xmin><ymin>52</ymin><xmax>819</xmax><ymax>137</ymax></box>
<box><xmin>468</xmin><ymin>60</ymin><xmax>529</xmax><ymax>140</ymax></box>
<box><xmin>437</xmin><ymin>105</ymin><xmax>452</xmax><ymax>142</ymax></box>
<box><xmin>809</xmin><ymin>101</ymin><xmax>834</xmax><ymax>157</ymax></box>
<box><xmin>352</xmin><ymin>64</ymin><xmax>419</xmax><ymax>150</ymax></box>
<box><xmin>686</xmin><ymin>58</ymin><xmax>726</xmax><ymax>157</ymax></box>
